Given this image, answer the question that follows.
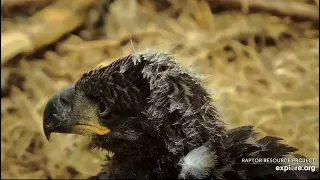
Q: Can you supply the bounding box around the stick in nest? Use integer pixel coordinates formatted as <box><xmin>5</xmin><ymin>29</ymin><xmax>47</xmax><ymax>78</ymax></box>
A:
<box><xmin>207</xmin><ymin>0</ymin><xmax>319</xmax><ymax>21</ymax></box>
<box><xmin>1</xmin><ymin>0</ymin><xmax>100</xmax><ymax>66</ymax></box>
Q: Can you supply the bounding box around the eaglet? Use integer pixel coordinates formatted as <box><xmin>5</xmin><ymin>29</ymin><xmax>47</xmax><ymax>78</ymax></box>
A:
<box><xmin>43</xmin><ymin>52</ymin><xmax>318</xmax><ymax>179</ymax></box>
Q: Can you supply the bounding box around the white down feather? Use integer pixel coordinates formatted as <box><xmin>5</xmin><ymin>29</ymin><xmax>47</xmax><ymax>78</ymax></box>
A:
<box><xmin>178</xmin><ymin>146</ymin><xmax>217</xmax><ymax>179</ymax></box>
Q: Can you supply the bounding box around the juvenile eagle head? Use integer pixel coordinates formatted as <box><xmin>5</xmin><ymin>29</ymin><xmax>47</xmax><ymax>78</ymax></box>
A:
<box><xmin>43</xmin><ymin>52</ymin><xmax>225</xmax><ymax>156</ymax></box>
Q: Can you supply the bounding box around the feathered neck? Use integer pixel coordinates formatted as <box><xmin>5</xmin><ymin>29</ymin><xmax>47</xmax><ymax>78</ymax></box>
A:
<box><xmin>136</xmin><ymin>52</ymin><xmax>227</xmax><ymax>154</ymax></box>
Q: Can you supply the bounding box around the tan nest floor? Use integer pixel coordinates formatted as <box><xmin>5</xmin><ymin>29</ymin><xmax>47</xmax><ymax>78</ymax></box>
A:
<box><xmin>1</xmin><ymin>0</ymin><xmax>319</xmax><ymax>179</ymax></box>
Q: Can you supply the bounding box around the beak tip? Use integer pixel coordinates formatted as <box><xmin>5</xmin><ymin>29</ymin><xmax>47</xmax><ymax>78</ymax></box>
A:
<box><xmin>45</xmin><ymin>131</ymin><xmax>51</xmax><ymax>141</ymax></box>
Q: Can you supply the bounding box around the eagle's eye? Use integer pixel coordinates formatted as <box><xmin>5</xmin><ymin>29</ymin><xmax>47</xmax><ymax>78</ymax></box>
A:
<box><xmin>99</xmin><ymin>103</ymin><xmax>111</xmax><ymax>118</ymax></box>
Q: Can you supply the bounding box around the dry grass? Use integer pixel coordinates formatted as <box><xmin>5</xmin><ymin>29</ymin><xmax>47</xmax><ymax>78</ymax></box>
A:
<box><xmin>1</xmin><ymin>0</ymin><xmax>319</xmax><ymax>179</ymax></box>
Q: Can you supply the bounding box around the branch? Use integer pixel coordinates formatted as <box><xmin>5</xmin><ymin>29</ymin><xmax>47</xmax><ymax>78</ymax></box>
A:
<box><xmin>208</xmin><ymin>0</ymin><xmax>319</xmax><ymax>21</ymax></box>
<box><xmin>1</xmin><ymin>0</ymin><xmax>53</xmax><ymax>9</ymax></box>
<box><xmin>1</xmin><ymin>0</ymin><xmax>100</xmax><ymax>66</ymax></box>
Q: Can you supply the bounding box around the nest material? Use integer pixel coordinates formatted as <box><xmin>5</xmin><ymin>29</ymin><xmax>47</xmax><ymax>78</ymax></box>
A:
<box><xmin>1</xmin><ymin>0</ymin><xmax>319</xmax><ymax>179</ymax></box>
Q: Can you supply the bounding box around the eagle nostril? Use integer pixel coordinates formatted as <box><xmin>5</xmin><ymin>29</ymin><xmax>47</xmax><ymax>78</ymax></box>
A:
<box><xmin>59</xmin><ymin>85</ymin><xmax>75</xmax><ymax>106</ymax></box>
<box><xmin>60</xmin><ymin>95</ymin><xmax>70</xmax><ymax>105</ymax></box>
<box><xmin>46</xmin><ymin>120</ymin><xmax>56</xmax><ymax>128</ymax></box>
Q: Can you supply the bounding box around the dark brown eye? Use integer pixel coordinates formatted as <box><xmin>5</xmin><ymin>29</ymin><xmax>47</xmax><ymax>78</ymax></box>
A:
<box><xmin>99</xmin><ymin>103</ymin><xmax>111</xmax><ymax>118</ymax></box>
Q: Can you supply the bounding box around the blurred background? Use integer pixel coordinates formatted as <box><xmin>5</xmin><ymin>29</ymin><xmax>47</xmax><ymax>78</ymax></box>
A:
<box><xmin>1</xmin><ymin>0</ymin><xmax>319</xmax><ymax>179</ymax></box>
